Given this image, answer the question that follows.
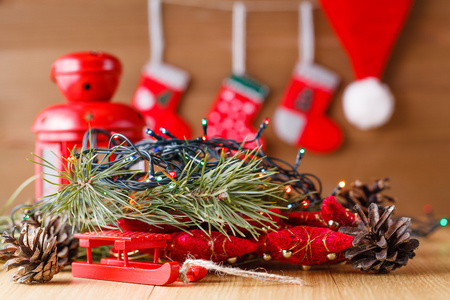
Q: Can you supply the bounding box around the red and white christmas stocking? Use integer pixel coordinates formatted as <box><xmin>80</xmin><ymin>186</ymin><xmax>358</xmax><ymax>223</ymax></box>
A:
<box><xmin>206</xmin><ymin>3</ymin><xmax>268</xmax><ymax>149</ymax></box>
<box><xmin>319</xmin><ymin>0</ymin><xmax>413</xmax><ymax>130</ymax></box>
<box><xmin>274</xmin><ymin>2</ymin><xmax>342</xmax><ymax>153</ymax></box>
<box><xmin>132</xmin><ymin>0</ymin><xmax>192</xmax><ymax>139</ymax></box>
<box><xmin>207</xmin><ymin>74</ymin><xmax>268</xmax><ymax>146</ymax></box>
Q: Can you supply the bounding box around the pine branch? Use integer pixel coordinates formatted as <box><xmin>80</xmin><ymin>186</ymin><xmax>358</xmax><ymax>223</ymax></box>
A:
<box><xmin>32</xmin><ymin>148</ymin><xmax>286</xmax><ymax>238</ymax></box>
<box><xmin>33</xmin><ymin>150</ymin><xmax>140</xmax><ymax>232</ymax></box>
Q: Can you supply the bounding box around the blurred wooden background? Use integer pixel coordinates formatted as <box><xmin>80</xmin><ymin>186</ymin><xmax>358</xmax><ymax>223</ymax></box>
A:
<box><xmin>0</xmin><ymin>0</ymin><xmax>449</xmax><ymax>217</ymax></box>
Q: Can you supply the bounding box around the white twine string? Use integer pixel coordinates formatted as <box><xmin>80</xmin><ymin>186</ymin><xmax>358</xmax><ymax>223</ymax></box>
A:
<box><xmin>149</xmin><ymin>0</ymin><xmax>164</xmax><ymax>64</ymax></box>
<box><xmin>299</xmin><ymin>1</ymin><xmax>314</xmax><ymax>64</ymax></box>
<box><xmin>232</xmin><ymin>2</ymin><xmax>246</xmax><ymax>75</ymax></box>
<box><xmin>179</xmin><ymin>259</ymin><xmax>305</xmax><ymax>285</ymax></box>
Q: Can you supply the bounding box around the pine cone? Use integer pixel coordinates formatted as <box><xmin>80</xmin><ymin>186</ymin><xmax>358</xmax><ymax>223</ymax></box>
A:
<box><xmin>339</xmin><ymin>203</ymin><xmax>419</xmax><ymax>273</ymax></box>
<box><xmin>335</xmin><ymin>178</ymin><xmax>395</xmax><ymax>213</ymax></box>
<box><xmin>0</xmin><ymin>225</ymin><xmax>62</xmax><ymax>283</ymax></box>
<box><xmin>23</xmin><ymin>211</ymin><xmax>78</xmax><ymax>267</ymax></box>
<box><xmin>0</xmin><ymin>217</ymin><xmax>14</xmax><ymax>261</ymax></box>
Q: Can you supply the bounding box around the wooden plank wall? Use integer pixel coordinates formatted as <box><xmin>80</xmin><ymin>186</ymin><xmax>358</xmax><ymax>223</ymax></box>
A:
<box><xmin>0</xmin><ymin>0</ymin><xmax>449</xmax><ymax>217</ymax></box>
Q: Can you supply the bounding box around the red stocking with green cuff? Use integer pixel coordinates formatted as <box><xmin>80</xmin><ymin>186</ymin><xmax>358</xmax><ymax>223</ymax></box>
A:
<box><xmin>206</xmin><ymin>3</ymin><xmax>268</xmax><ymax>149</ymax></box>
<box><xmin>206</xmin><ymin>74</ymin><xmax>268</xmax><ymax>146</ymax></box>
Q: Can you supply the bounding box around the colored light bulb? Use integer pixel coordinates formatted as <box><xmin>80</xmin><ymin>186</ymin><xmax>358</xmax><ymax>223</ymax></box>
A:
<box><xmin>285</xmin><ymin>185</ymin><xmax>292</xmax><ymax>193</ymax></box>
<box><xmin>301</xmin><ymin>200</ymin><xmax>310</xmax><ymax>209</ymax></box>
<box><xmin>201</xmin><ymin>118</ymin><xmax>208</xmax><ymax>137</ymax></box>
<box><xmin>440</xmin><ymin>218</ymin><xmax>448</xmax><ymax>227</ymax></box>
<box><xmin>331</xmin><ymin>180</ymin><xmax>346</xmax><ymax>196</ymax></box>
<box><xmin>423</xmin><ymin>204</ymin><xmax>433</xmax><ymax>214</ymax></box>
<box><xmin>294</xmin><ymin>148</ymin><xmax>306</xmax><ymax>170</ymax></box>
<box><xmin>146</xmin><ymin>129</ymin><xmax>162</xmax><ymax>140</ymax></box>
<box><xmin>169</xmin><ymin>171</ymin><xmax>176</xmax><ymax>178</ymax></box>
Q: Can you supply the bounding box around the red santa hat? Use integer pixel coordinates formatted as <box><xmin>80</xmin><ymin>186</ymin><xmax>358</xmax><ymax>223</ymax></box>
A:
<box><xmin>319</xmin><ymin>0</ymin><xmax>413</xmax><ymax>130</ymax></box>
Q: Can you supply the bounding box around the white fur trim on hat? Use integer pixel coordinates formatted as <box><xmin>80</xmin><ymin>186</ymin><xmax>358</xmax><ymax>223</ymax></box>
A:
<box><xmin>342</xmin><ymin>77</ymin><xmax>394</xmax><ymax>130</ymax></box>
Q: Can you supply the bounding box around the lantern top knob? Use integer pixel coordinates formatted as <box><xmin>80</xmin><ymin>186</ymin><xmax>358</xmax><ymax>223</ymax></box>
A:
<box><xmin>32</xmin><ymin>51</ymin><xmax>145</xmax><ymax>140</ymax></box>
<box><xmin>50</xmin><ymin>51</ymin><xmax>122</xmax><ymax>102</ymax></box>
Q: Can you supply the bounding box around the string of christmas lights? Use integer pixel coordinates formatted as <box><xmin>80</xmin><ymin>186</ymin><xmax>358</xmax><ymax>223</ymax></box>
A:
<box><xmin>404</xmin><ymin>204</ymin><xmax>448</xmax><ymax>237</ymax></box>
<box><xmin>76</xmin><ymin>118</ymin><xmax>322</xmax><ymax>209</ymax></box>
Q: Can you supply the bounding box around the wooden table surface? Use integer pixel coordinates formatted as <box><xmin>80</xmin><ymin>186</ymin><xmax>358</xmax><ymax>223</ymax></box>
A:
<box><xmin>0</xmin><ymin>228</ymin><xmax>448</xmax><ymax>300</ymax></box>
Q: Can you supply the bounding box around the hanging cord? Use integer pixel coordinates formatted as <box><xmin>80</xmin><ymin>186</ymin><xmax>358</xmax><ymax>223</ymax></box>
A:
<box><xmin>162</xmin><ymin>0</ymin><xmax>319</xmax><ymax>12</ymax></box>
<box><xmin>299</xmin><ymin>1</ymin><xmax>314</xmax><ymax>64</ymax></box>
<box><xmin>179</xmin><ymin>259</ymin><xmax>305</xmax><ymax>285</ymax></box>
<box><xmin>149</xmin><ymin>0</ymin><xmax>164</xmax><ymax>65</ymax></box>
<box><xmin>232</xmin><ymin>2</ymin><xmax>246</xmax><ymax>75</ymax></box>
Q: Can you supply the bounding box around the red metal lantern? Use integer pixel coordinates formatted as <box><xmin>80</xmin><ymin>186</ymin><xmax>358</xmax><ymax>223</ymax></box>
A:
<box><xmin>32</xmin><ymin>51</ymin><xmax>145</xmax><ymax>199</ymax></box>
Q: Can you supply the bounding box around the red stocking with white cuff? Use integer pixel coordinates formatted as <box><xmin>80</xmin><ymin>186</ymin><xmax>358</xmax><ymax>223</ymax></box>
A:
<box><xmin>274</xmin><ymin>2</ymin><xmax>342</xmax><ymax>153</ymax></box>
<box><xmin>133</xmin><ymin>63</ymin><xmax>191</xmax><ymax>139</ymax></box>
<box><xmin>132</xmin><ymin>0</ymin><xmax>192</xmax><ymax>139</ymax></box>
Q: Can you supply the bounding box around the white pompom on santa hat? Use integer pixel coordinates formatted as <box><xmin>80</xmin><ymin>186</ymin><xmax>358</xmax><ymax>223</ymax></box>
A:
<box><xmin>319</xmin><ymin>0</ymin><xmax>413</xmax><ymax>130</ymax></box>
<box><xmin>343</xmin><ymin>77</ymin><xmax>394</xmax><ymax>131</ymax></box>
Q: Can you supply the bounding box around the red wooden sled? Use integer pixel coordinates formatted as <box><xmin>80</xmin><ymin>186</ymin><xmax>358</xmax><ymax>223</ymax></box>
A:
<box><xmin>72</xmin><ymin>230</ymin><xmax>206</xmax><ymax>285</ymax></box>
